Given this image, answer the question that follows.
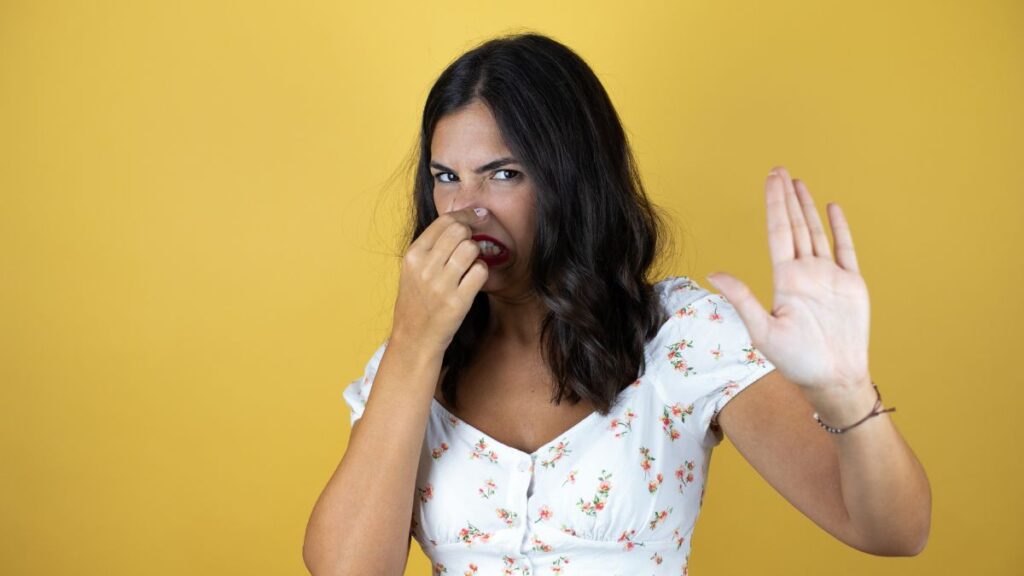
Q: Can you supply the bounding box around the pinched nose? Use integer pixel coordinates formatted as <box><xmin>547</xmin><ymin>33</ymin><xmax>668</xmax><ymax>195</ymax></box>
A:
<box><xmin>444</xmin><ymin>179</ymin><xmax>488</xmax><ymax>213</ymax></box>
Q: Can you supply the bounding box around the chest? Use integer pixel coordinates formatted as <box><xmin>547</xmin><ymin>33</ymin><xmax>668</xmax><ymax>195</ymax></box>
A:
<box><xmin>433</xmin><ymin>353</ymin><xmax>599</xmax><ymax>456</ymax></box>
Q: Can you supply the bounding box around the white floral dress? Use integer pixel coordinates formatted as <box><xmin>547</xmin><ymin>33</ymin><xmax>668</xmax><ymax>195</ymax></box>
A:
<box><xmin>343</xmin><ymin>275</ymin><xmax>776</xmax><ymax>575</ymax></box>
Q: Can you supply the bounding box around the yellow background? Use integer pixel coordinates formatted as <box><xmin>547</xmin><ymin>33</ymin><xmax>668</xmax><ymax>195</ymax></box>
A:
<box><xmin>2</xmin><ymin>1</ymin><xmax>1021</xmax><ymax>574</ymax></box>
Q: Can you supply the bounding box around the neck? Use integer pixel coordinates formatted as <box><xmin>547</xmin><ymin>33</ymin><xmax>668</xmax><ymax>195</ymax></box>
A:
<box><xmin>485</xmin><ymin>293</ymin><xmax>546</xmax><ymax>350</ymax></box>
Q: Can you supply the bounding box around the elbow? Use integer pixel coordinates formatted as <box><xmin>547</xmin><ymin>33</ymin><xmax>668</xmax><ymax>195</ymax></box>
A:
<box><xmin>303</xmin><ymin>523</ymin><xmax>343</xmax><ymax>576</ymax></box>
<box><xmin>869</xmin><ymin>529</ymin><xmax>930</xmax><ymax>557</ymax></box>
<box><xmin>302</xmin><ymin>535</ymin><xmax>327</xmax><ymax>576</ymax></box>
<box><xmin>858</xmin><ymin>512</ymin><xmax>932</xmax><ymax>557</ymax></box>
<box><xmin>897</xmin><ymin>519</ymin><xmax>931</xmax><ymax>557</ymax></box>
<box><xmin>844</xmin><ymin>502</ymin><xmax>932</xmax><ymax>557</ymax></box>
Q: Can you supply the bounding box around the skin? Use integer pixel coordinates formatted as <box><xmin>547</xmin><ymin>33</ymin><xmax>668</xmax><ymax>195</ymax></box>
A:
<box><xmin>425</xmin><ymin>100</ymin><xmax>931</xmax><ymax>555</ymax></box>
<box><xmin>428</xmin><ymin>99</ymin><xmax>547</xmax><ymax>349</ymax></box>
<box><xmin>708</xmin><ymin>167</ymin><xmax>931</xmax><ymax>554</ymax></box>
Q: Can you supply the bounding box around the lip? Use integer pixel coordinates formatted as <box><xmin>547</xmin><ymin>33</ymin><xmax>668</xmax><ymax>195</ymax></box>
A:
<box><xmin>471</xmin><ymin>234</ymin><xmax>510</xmax><ymax>266</ymax></box>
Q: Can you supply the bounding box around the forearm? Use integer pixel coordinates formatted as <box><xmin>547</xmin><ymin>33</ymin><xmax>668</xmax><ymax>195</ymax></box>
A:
<box><xmin>304</xmin><ymin>337</ymin><xmax>444</xmax><ymax>576</ymax></box>
<box><xmin>804</xmin><ymin>379</ymin><xmax>931</xmax><ymax>555</ymax></box>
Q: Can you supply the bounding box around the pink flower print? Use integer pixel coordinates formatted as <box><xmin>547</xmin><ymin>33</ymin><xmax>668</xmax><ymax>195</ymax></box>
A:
<box><xmin>550</xmin><ymin>556</ymin><xmax>570</xmax><ymax>574</ymax></box>
<box><xmin>665</xmin><ymin>340</ymin><xmax>696</xmax><ymax>376</ymax></box>
<box><xmin>534</xmin><ymin>504</ymin><xmax>552</xmax><ymax>524</ymax></box>
<box><xmin>670</xmin><ymin>403</ymin><xmax>693</xmax><ymax>420</ymax></box>
<box><xmin>457</xmin><ymin>522</ymin><xmax>493</xmax><ymax>546</ymax></box>
<box><xmin>418</xmin><ymin>482</ymin><xmax>433</xmax><ymax>503</ymax></box>
<box><xmin>496</xmin><ymin>507</ymin><xmax>519</xmax><ymax>528</ymax></box>
<box><xmin>500</xmin><ymin>555</ymin><xmax>531</xmax><ymax>575</ymax></box>
<box><xmin>648</xmin><ymin>506</ymin><xmax>673</xmax><ymax>530</ymax></box>
<box><xmin>577</xmin><ymin>470</ymin><xmax>613</xmax><ymax>517</ymax></box>
<box><xmin>672</xmin><ymin>527</ymin><xmax>685</xmax><ymax>550</ymax></box>
<box><xmin>447</xmin><ymin>414</ymin><xmax>460</xmax><ymax>427</ymax></box>
<box><xmin>707</xmin><ymin>304</ymin><xmax>724</xmax><ymax>323</ymax></box>
<box><xmin>463</xmin><ymin>564</ymin><xmax>478</xmax><ymax>576</ymax></box>
<box><xmin>431</xmin><ymin>442</ymin><xmax>450</xmax><ymax>460</ymax></box>
<box><xmin>540</xmin><ymin>439</ymin><xmax>572</xmax><ymax>469</ymax></box>
<box><xmin>433</xmin><ymin>562</ymin><xmax>448</xmax><ymax>574</ymax></box>
<box><xmin>617</xmin><ymin>529</ymin><xmax>645</xmax><ymax>551</ymax></box>
<box><xmin>530</xmin><ymin>534</ymin><xmax>553</xmax><ymax>552</ymax></box>
<box><xmin>675</xmin><ymin>460</ymin><xmax>697</xmax><ymax>493</ymax></box>
<box><xmin>470</xmin><ymin>438</ymin><xmax>500</xmax><ymax>463</ymax></box>
<box><xmin>560</xmin><ymin>524</ymin><xmax>578</xmax><ymax>536</ymax></box>
<box><xmin>651</xmin><ymin>551</ymin><xmax>664</xmax><ymax>565</ymax></box>
<box><xmin>648</xmin><ymin>472</ymin><xmax>664</xmax><ymax>494</ymax></box>
<box><xmin>710</xmin><ymin>343</ymin><xmax>723</xmax><ymax>360</ymax></box>
<box><xmin>639</xmin><ymin>446</ymin><xmax>656</xmax><ymax>477</ymax></box>
<box><xmin>742</xmin><ymin>345</ymin><xmax>768</xmax><ymax>368</ymax></box>
<box><xmin>674</xmin><ymin>304</ymin><xmax>697</xmax><ymax>319</ymax></box>
<box><xmin>609</xmin><ymin>408</ymin><xmax>637</xmax><ymax>438</ymax></box>
<box><xmin>660</xmin><ymin>403</ymin><xmax>693</xmax><ymax>442</ymax></box>
<box><xmin>562</xmin><ymin>468</ymin><xmax>578</xmax><ymax>486</ymax></box>
<box><xmin>720</xmin><ymin>381</ymin><xmax>739</xmax><ymax>398</ymax></box>
<box><xmin>478</xmin><ymin>478</ymin><xmax>497</xmax><ymax>499</ymax></box>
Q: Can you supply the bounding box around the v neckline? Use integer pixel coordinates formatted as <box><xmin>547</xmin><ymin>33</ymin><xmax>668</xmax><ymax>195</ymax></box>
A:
<box><xmin>429</xmin><ymin>374</ymin><xmax>645</xmax><ymax>459</ymax></box>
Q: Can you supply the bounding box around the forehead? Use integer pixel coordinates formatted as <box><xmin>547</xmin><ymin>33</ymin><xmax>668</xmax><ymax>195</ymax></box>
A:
<box><xmin>430</xmin><ymin>100</ymin><xmax>512</xmax><ymax>161</ymax></box>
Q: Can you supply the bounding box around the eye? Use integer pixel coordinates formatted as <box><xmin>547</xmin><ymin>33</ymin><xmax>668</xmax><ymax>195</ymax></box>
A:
<box><xmin>493</xmin><ymin>169</ymin><xmax>521</xmax><ymax>181</ymax></box>
<box><xmin>433</xmin><ymin>172</ymin><xmax>457</xmax><ymax>183</ymax></box>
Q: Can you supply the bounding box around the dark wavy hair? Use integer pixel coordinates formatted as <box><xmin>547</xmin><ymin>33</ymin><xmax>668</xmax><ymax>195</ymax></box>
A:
<box><xmin>402</xmin><ymin>31</ymin><xmax>677</xmax><ymax>416</ymax></box>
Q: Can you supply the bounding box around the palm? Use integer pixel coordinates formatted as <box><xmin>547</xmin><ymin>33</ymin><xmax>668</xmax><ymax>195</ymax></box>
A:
<box><xmin>707</xmin><ymin>167</ymin><xmax>870</xmax><ymax>392</ymax></box>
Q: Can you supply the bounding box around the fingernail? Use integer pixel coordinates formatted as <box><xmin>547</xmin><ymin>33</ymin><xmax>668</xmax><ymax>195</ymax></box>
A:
<box><xmin>474</xmin><ymin>207</ymin><xmax>488</xmax><ymax>218</ymax></box>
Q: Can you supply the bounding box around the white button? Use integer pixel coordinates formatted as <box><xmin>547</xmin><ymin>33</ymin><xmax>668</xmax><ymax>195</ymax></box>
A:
<box><xmin>518</xmin><ymin>460</ymin><xmax>530</xmax><ymax>472</ymax></box>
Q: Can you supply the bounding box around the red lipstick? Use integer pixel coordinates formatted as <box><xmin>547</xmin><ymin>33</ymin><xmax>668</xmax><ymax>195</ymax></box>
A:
<box><xmin>471</xmin><ymin>234</ymin><xmax>510</xmax><ymax>266</ymax></box>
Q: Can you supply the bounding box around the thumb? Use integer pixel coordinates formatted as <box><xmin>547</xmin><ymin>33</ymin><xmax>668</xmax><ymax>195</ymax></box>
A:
<box><xmin>705</xmin><ymin>272</ymin><xmax>770</xmax><ymax>344</ymax></box>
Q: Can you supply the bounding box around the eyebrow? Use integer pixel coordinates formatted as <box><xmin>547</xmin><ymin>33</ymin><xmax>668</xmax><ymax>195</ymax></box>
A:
<box><xmin>429</xmin><ymin>156</ymin><xmax>520</xmax><ymax>175</ymax></box>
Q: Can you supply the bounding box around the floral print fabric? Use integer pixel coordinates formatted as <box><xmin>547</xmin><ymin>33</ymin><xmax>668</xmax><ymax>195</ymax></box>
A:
<box><xmin>342</xmin><ymin>275</ymin><xmax>776</xmax><ymax>575</ymax></box>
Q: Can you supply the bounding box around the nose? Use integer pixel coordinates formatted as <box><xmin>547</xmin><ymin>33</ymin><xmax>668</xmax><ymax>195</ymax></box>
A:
<box><xmin>443</xmin><ymin>177</ymin><xmax>488</xmax><ymax>214</ymax></box>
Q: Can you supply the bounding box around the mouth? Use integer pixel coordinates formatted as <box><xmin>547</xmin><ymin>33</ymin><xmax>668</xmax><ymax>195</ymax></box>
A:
<box><xmin>471</xmin><ymin>234</ymin><xmax>511</xmax><ymax>265</ymax></box>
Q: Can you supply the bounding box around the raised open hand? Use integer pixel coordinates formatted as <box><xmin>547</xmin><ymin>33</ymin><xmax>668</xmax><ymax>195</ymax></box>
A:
<box><xmin>705</xmin><ymin>166</ymin><xmax>870</xmax><ymax>394</ymax></box>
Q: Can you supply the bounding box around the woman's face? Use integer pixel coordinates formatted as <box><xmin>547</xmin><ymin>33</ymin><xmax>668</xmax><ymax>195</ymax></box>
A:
<box><xmin>429</xmin><ymin>99</ymin><xmax>537</xmax><ymax>296</ymax></box>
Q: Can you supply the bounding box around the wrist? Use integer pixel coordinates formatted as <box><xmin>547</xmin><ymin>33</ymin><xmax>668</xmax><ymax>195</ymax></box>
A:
<box><xmin>388</xmin><ymin>329</ymin><xmax>447</xmax><ymax>366</ymax></box>
<box><xmin>802</xmin><ymin>376</ymin><xmax>879</xmax><ymax>427</ymax></box>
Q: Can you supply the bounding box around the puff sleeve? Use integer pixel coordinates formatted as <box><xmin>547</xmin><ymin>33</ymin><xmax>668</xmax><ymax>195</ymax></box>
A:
<box><xmin>341</xmin><ymin>339</ymin><xmax>390</xmax><ymax>428</ymax></box>
<box><xmin>650</xmin><ymin>276</ymin><xmax>777</xmax><ymax>447</ymax></box>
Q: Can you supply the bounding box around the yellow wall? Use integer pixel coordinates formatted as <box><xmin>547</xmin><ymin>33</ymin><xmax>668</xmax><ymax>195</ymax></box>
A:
<box><xmin>2</xmin><ymin>1</ymin><xmax>1021</xmax><ymax>574</ymax></box>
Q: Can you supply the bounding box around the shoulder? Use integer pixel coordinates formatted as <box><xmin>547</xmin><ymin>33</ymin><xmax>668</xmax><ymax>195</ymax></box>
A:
<box><xmin>649</xmin><ymin>274</ymin><xmax>771</xmax><ymax>373</ymax></box>
<box><xmin>650</xmin><ymin>274</ymin><xmax>740</xmax><ymax>337</ymax></box>
<box><xmin>646</xmin><ymin>275</ymin><xmax>776</xmax><ymax>443</ymax></box>
<box><xmin>652</xmin><ymin>275</ymin><xmax>709</xmax><ymax>317</ymax></box>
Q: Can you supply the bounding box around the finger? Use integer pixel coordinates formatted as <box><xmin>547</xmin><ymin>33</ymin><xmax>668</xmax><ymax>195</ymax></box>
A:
<box><xmin>706</xmin><ymin>272</ymin><xmax>771</xmax><ymax>345</ymax></box>
<box><xmin>457</xmin><ymin>259</ymin><xmax>489</xmax><ymax>301</ymax></box>
<box><xmin>426</xmin><ymin>219</ymin><xmax>476</xmax><ymax>275</ymax></box>
<box><xmin>415</xmin><ymin>207</ymin><xmax>488</xmax><ymax>254</ymax></box>
<box><xmin>775</xmin><ymin>167</ymin><xmax>813</xmax><ymax>258</ymax></box>
<box><xmin>442</xmin><ymin>237</ymin><xmax>483</xmax><ymax>285</ymax></box>
<box><xmin>765</xmin><ymin>169</ymin><xmax>795</xmax><ymax>265</ymax></box>
<box><xmin>827</xmin><ymin>202</ymin><xmax>860</xmax><ymax>274</ymax></box>
<box><xmin>793</xmin><ymin>179</ymin><xmax>832</xmax><ymax>259</ymax></box>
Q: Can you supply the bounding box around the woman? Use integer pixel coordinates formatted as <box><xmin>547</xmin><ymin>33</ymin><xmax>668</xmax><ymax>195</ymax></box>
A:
<box><xmin>304</xmin><ymin>32</ymin><xmax>931</xmax><ymax>575</ymax></box>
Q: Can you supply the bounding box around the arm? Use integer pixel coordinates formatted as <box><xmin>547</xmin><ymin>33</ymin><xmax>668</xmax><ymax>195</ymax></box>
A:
<box><xmin>303</xmin><ymin>335</ymin><xmax>442</xmax><ymax>576</ymax></box>
<box><xmin>717</xmin><ymin>369</ymin><xmax>931</xmax><ymax>555</ymax></box>
<box><xmin>702</xmin><ymin>166</ymin><xmax>932</xmax><ymax>557</ymax></box>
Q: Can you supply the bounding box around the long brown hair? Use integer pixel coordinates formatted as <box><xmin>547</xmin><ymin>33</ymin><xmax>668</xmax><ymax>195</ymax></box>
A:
<box><xmin>403</xmin><ymin>32</ymin><xmax>676</xmax><ymax>416</ymax></box>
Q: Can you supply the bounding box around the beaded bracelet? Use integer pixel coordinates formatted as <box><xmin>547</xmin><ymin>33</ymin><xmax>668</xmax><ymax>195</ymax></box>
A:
<box><xmin>812</xmin><ymin>383</ymin><xmax>896</xmax><ymax>434</ymax></box>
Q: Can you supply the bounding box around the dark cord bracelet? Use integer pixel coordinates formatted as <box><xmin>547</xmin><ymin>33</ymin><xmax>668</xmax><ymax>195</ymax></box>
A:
<box><xmin>812</xmin><ymin>383</ymin><xmax>896</xmax><ymax>434</ymax></box>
